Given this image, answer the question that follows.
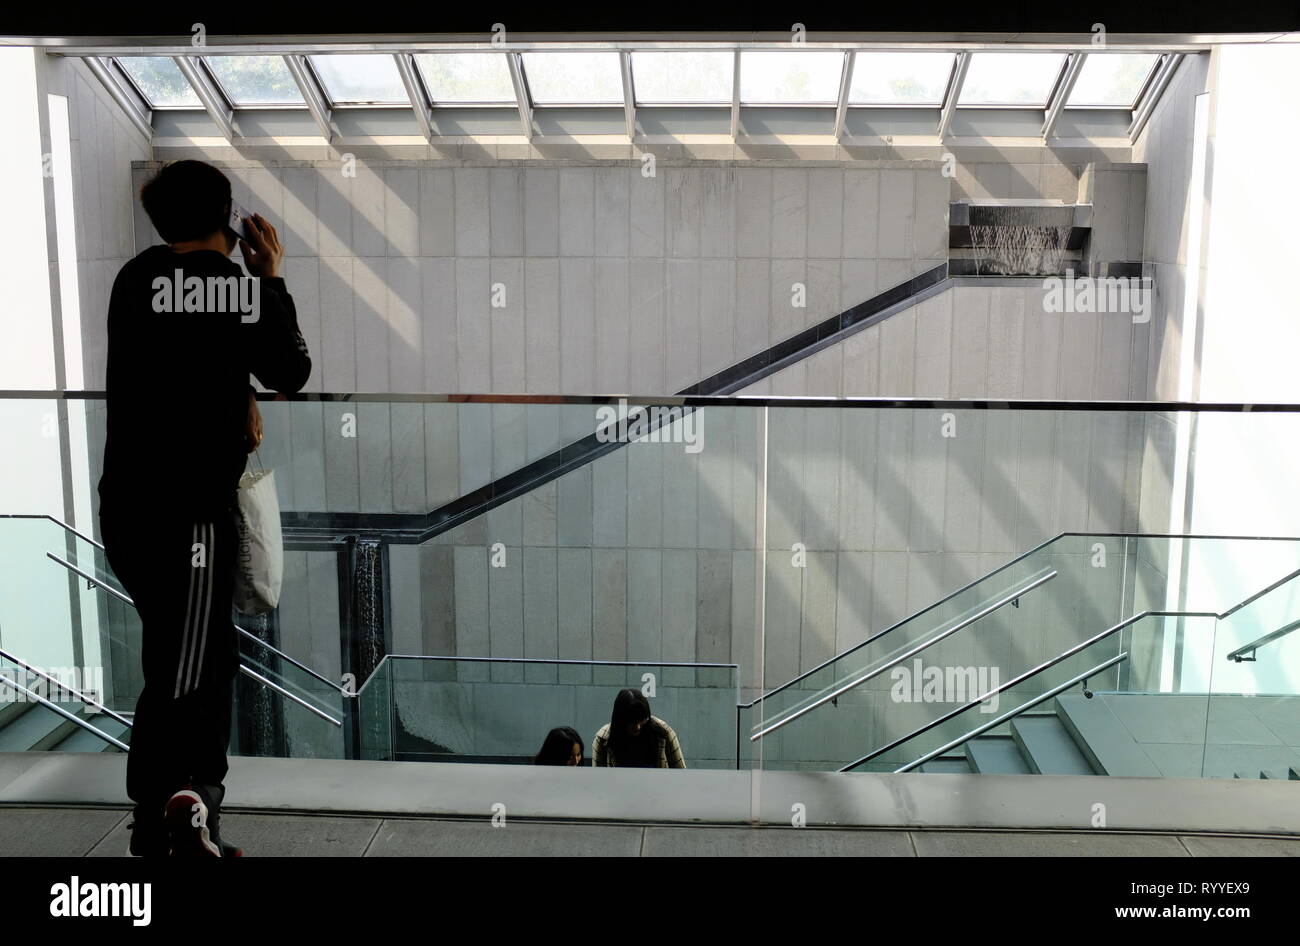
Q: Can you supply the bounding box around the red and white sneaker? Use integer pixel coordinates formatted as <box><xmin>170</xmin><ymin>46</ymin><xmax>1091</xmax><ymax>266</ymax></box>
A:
<box><xmin>164</xmin><ymin>788</ymin><xmax>221</xmax><ymax>857</ymax></box>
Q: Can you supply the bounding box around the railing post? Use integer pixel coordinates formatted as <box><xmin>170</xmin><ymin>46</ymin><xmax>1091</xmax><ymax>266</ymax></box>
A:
<box><xmin>341</xmin><ymin>536</ymin><xmax>390</xmax><ymax>760</ymax></box>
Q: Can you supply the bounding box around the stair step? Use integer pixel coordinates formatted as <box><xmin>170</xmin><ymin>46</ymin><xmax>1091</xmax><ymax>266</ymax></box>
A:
<box><xmin>919</xmin><ymin>755</ymin><xmax>973</xmax><ymax>774</ymax></box>
<box><xmin>52</xmin><ymin>714</ymin><xmax>129</xmax><ymax>753</ymax></box>
<box><xmin>965</xmin><ymin>735</ymin><xmax>1031</xmax><ymax>774</ymax></box>
<box><xmin>0</xmin><ymin>701</ymin><xmax>88</xmax><ymax>751</ymax></box>
<box><xmin>1012</xmin><ymin>713</ymin><xmax>1095</xmax><ymax>775</ymax></box>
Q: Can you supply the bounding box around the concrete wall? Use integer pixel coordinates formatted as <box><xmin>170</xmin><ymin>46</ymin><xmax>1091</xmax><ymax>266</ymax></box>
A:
<box><xmin>126</xmin><ymin>160</ymin><xmax>948</xmax><ymax>397</ymax></box>
<box><xmin>751</xmin><ymin>283</ymin><xmax>1151</xmax><ymax>400</ymax></box>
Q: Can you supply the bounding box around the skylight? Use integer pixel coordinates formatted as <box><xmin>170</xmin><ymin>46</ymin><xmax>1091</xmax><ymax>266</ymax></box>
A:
<box><xmin>205</xmin><ymin>56</ymin><xmax>303</xmax><ymax>106</ymax></box>
<box><xmin>739</xmin><ymin>50</ymin><xmax>845</xmax><ymax>104</ymax></box>
<box><xmin>308</xmin><ymin>55</ymin><xmax>408</xmax><ymax>105</ymax></box>
<box><xmin>1067</xmin><ymin>53</ymin><xmax>1161</xmax><ymax>107</ymax></box>
<box><xmin>117</xmin><ymin>57</ymin><xmax>201</xmax><ymax>107</ymax></box>
<box><xmin>848</xmin><ymin>52</ymin><xmax>956</xmax><ymax>105</ymax></box>
<box><xmin>959</xmin><ymin>53</ymin><xmax>1068</xmax><ymax>106</ymax></box>
<box><xmin>414</xmin><ymin>53</ymin><xmax>517</xmax><ymax>104</ymax></box>
<box><xmin>630</xmin><ymin>50</ymin><xmax>733</xmax><ymax>104</ymax></box>
<box><xmin>520</xmin><ymin>52</ymin><xmax>623</xmax><ymax>105</ymax></box>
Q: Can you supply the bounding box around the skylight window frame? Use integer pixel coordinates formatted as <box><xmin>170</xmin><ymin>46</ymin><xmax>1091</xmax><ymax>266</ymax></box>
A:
<box><xmin>627</xmin><ymin>49</ymin><xmax>736</xmax><ymax>107</ymax></box>
<box><xmin>412</xmin><ymin>50</ymin><xmax>521</xmax><ymax>109</ymax></box>
<box><xmin>113</xmin><ymin>55</ymin><xmax>205</xmax><ymax>110</ymax></box>
<box><xmin>305</xmin><ymin>53</ymin><xmax>414</xmax><ymax>108</ymax></box>
<box><xmin>1061</xmin><ymin>51</ymin><xmax>1165</xmax><ymax>111</ymax></box>
<box><xmin>955</xmin><ymin>50</ymin><xmax>1072</xmax><ymax>110</ymax></box>
<box><xmin>844</xmin><ymin>50</ymin><xmax>960</xmax><ymax>108</ymax></box>
<box><xmin>517</xmin><ymin>50</ymin><xmax>626</xmax><ymax>108</ymax></box>
<box><xmin>736</xmin><ymin>49</ymin><xmax>849</xmax><ymax>107</ymax></box>
<box><xmin>201</xmin><ymin>54</ymin><xmax>309</xmax><ymax>110</ymax></box>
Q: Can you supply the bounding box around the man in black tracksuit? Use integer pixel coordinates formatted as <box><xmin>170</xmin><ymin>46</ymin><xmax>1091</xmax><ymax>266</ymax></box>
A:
<box><xmin>98</xmin><ymin>160</ymin><xmax>311</xmax><ymax>857</ymax></box>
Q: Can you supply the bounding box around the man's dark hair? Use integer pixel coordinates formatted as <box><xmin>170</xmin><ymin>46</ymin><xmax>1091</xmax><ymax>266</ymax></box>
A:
<box><xmin>140</xmin><ymin>160</ymin><xmax>232</xmax><ymax>243</ymax></box>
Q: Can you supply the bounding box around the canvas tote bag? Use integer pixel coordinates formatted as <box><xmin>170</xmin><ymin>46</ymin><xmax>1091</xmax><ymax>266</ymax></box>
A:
<box><xmin>233</xmin><ymin>451</ymin><xmax>283</xmax><ymax>614</ymax></box>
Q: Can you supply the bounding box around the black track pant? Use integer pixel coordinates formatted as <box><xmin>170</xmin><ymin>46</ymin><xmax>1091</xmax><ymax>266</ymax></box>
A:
<box><xmin>100</xmin><ymin>504</ymin><xmax>238</xmax><ymax>822</ymax></box>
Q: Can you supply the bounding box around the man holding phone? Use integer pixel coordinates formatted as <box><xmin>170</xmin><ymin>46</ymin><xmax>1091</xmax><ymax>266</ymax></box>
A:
<box><xmin>98</xmin><ymin>160</ymin><xmax>312</xmax><ymax>857</ymax></box>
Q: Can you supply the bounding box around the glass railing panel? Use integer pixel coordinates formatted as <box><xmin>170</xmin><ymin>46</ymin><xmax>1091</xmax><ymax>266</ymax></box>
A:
<box><xmin>1204</xmin><ymin>570</ymin><xmax>1300</xmax><ymax>780</ymax></box>
<box><xmin>368</xmin><ymin>657</ymin><xmax>738</xmax><ymax>768</ymax></box>
<box><xmin>880</xmin><ymin>612</ymin><xmax>1217</xmax><ymax>776</ymax></box>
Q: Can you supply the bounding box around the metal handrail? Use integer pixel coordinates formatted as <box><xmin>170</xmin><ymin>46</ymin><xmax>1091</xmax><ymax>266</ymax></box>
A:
<box><xmin>237</xmin><ymin>666</ymin><xmax>343</xmax><ymax>726</ymax></box>
<box><xmin>749</xmin><ymin>569</ymin><xmax>1058</xmax><ymax>742</ymax></box>
<box><xmin>45</xmin><ymin>550</ymin><xmax>346</xmax><ymax>696</ymax></box>
<box><xmin>354</xmin><ymin>653</ymin><xmax>741</xmax><ymax>698</ymax></box>
<box><xmin>891</xmin><ymin>652</ymin><xmax>1129</xmax><ymax>774</ymax></box>
<box><xmin>1228</xmin><ymin>617</ymin><xmax>1300</xmax><ymax>663</ymax></box>
<box><xmin>739</xmin><ymin>533</ymin><xmax>1300</xmax><ymax>710</ymax></box>
<box><xmin>235</xmin><ymin>627</ymin><xmax>346</xmax><ymax>695</ymax></box>
<box><xmin>0</xmin><ymin>675</ymin><xmax>130</xmax><ymax>751</ymax></box>
<box><xmin>838</xmin><ymin>609</ymin><xmax>1214</xmax><ymax>771</ymax></box>
<box><xmin>47</xmin><ymin>552</ymin><xmax>131</xmax><ymax>603</ymax></box>
<box><xmin>0</xmin><ymin>646</ymin><xmax>134</xmax><ymax>729</ymax></box>
<box><xmin>740</xmin><ymin>537</ymin><xmax>1072</xmax><ymax>709</ymax></box>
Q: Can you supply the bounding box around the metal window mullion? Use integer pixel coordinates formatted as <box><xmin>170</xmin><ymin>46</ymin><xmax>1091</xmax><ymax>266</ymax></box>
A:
<box><xmin>173</xmin><ymin>55</ymin><xmax>238</xmax><ymax>141</ymax></box>
<box><xmin>1042</xmin><ymin>51</ymin><xmax>1088</xmax><ymax>140</ymax></box>
<box><xmin>937</xmin><ymin>51</ymin><xmax>970</xmax><ymax>139</ymax></box>
<box><xmin>506</xmin><ymin>51</ymin><xmax>533</xmax><ymax>140</ymax></box>
<box><xmin>1129</xmin><ymin>53</ymin><xmax>1184</xmax><ymax>142</ymax></box>
<box><xmin>284</xmin><ymin>54</ymin><xmax>335</xmax><ymax>142</ymax></box>
<box><xmin>84</xmin><ymin>57</ymin><xmax>153</xmax><ymax>140</ymax></box>
<box><xmin>833</xmin><ymin>50</ymin><xmax>854</xmax><ymax>141</ymax></box>
<box><xmin>619</xmin><ymin>50</ymin><xmax>636</xmax><ymax>142</ymax></box>
<box><xmin>730</xmin><ymin>50</ymin><xmax>741</xmax><ymax>140</ymax></box>
<box><xmin>393</xmin><ymin>53</ymin><xmax>436</xmax><ymax>143</ymax></box>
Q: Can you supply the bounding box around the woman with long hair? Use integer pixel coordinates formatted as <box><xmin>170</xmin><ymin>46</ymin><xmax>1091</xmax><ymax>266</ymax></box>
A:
<box><xmin>534</xmin><ymin>726</ymin><xmax>585</xmax><ymax>765</ymax></box>
<box><xmin>591</xmin><ymin>689</ymin><xmax>685</xmax><ymax>768</ymax></box>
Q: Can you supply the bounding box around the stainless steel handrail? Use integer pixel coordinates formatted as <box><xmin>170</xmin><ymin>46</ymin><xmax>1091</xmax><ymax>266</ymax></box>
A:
<box><xmin>740</xmin><ymin>534</ymin><xmax>1300</xmax><ymax>710</ymax></box>
<box><xmin>46</xmin><ymin>550</ymin><xmax>346</xmax><ymax>696</ymax></box>
<box><xmin>237</xmin><ymin>666</ymin><xmax>343</xmax><ymax>726</ymax></box>
<box><xmin>0</xmin><ymin>646</ymin><xmax>134</xmax><ymax>729</ymax></box>
<box><xmin>891</xmin><ymin>652</ymin><xmax>1129</xmax><ymax>774</ymax></box>
<box><xmin>839</xmin><ymin>609</ymin><xmax>1214</xmax><ymax>771</ymax></box>
<box><xmin>1228</xmin><ymin>617</ymin><xmax>1300</xmax><ymax>663</ymax></box>
<box><xmin>47</xmin><ymin>552</ymin><xmax>131</xmax><ymax>603</ymax></box>
<box><xmin>0</xmin><ymin>675</ymin><xmax>130</xmax><ymax>751</ymax></box>
<box><xmin>235</xmin><ymin>627</ymin><xmax>346</xmax><ymax>695</ymax></box>
<box><xmin>749</xmin><ymin>569</ymin><xmax>1058</xmax><ymax>742</ymax></box>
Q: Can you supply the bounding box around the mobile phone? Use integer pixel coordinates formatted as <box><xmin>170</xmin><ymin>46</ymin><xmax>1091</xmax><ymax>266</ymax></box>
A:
<box><xmin>227</xmin><ymin>200</ymin><xmax>253</xmax><ymax>242</ymax></box>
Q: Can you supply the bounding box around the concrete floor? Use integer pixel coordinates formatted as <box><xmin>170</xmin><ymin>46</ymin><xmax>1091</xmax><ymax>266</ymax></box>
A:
<box><xmin>3</xmin><ymin>806</ymin><xmax>1300</xmax><ymax>857</ymax></box>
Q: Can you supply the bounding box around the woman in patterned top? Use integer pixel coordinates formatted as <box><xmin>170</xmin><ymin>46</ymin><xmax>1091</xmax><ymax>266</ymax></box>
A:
<box><xmin>592</xmin><ymin>689</ymin><xmax>685</xmax><ymax>768</ymax></box>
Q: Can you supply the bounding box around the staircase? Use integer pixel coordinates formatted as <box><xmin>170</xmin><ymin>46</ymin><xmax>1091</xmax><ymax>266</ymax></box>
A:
<box><xmin>0</xmin><ymin>696</ymin><xmax>127</xmax><ymax>753</ymax></box>
<box><xmin>918</xmin><ymin>706</ymin><xmax>1095</xmax><ymax>775</ymax></box>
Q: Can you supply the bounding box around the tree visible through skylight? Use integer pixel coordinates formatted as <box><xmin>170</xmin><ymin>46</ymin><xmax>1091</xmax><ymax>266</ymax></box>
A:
<box><xmin>960</xmin><ymin>53</ymin><xmax>1067</xmax><ymax>106</ymax></box>
<box><xmin>848</xmin><ymin>52</ymin><xmax>955</xmax><ymax>105</ymax></box>
<box><xmin>739</xmin><ymin>50</ymin><xmax>844</xmax><ymax>104</ymax></box>
<box><xmin>309</xmin><ymin>55</ymin><xmax>408</xmax><ymax>104</ymax></box>
<box><xmin>206</xmin><ymin>56</ymin><xmax>303</xmax><ymax>105</ymax></box>
<box><xmin>630</xmin><ymin>51</ymin><xmax>733</xmax><ymax>103</ymax></box>
<box><xmin>520</xmin><ymin>52</ymin><xmax>623</xmax><ymax>104</ymax></box>
<box><xmin>415</xmin><ymin>53</ymin><xmax>516</xmax><ymax>103</ymax></box>
<box><xmin>117</xmin><ymin>57</ymin><xmax>201</xmax><ymax>107</ymax></box>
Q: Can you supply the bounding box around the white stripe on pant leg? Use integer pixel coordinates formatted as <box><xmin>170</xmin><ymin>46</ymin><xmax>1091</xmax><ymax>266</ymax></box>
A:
<box><xmin>186</xmin><ymin>521</ymin><xmax>216</xmax><ymax>695</ymax></box>
<box><xmin>175</xmin><ymin>523</ymin><xmax>202</xmax><ymax>699</ymax></box>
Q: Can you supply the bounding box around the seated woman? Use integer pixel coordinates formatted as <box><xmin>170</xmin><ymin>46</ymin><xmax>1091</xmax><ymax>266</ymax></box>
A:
<box><xmin>591</xmin><ymin>689</ymin><xmax>685</xmax><ymax>768</ymax></box>
<box><xmin>534</xmin><ymin>726</ymin><xmax>585</xmax><ymax>766</ymax></box>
